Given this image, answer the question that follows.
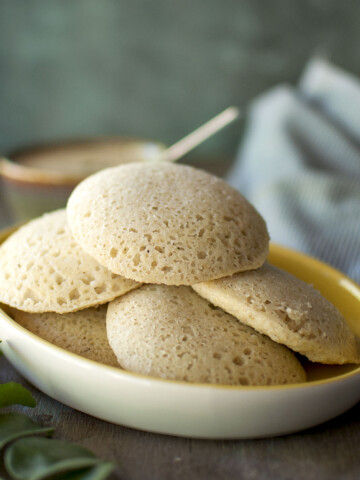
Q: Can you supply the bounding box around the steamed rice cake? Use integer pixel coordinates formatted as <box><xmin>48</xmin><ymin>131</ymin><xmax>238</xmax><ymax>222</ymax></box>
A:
<box><xmin>67</xmin><ymin>162</ymin><xmax>269</xmax><ymax>285</ymax></box>
<box><xmin>106</xmin><ymin>284</ymin><xmax>306</xmax><ymax>385</ymax></box>
<box><xmin>9</xmin><ymin>305</ymin><xmax>119</xmax><ymax>367</ymax></box>
<box><xmin>0</xmin><ymin>210</ymin><xmax>140</xmax><ymax>313</ymax></box>
<box><xmin>193</xmin><ymin>263</ymin><xmax>360</xmax><ymax>365</ymax></box>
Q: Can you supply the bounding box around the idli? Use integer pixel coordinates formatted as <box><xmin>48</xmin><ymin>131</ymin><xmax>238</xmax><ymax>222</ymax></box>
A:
<box><xmin>106</xmin><ymin>284</ymin><xmax>306</xmax><ymax>385</ymax></box>
<box><xmin>0</xmin><ymin>210</ymin><xmax>140</xmax><ymax>313</ymax></box>
<box><xmin>67</xmin><ymin>162</ymin><xmax>269</xmax><ymax>285</ymax></box>
<box><xmin>9</xmin><ymin>305</ymin><xmax>119</xmax><ymax>367</ymax></box>
<box><xmin>193</xmin><ymin>263</ymin><xmax>360</xmax><ymax>364</ymax></box>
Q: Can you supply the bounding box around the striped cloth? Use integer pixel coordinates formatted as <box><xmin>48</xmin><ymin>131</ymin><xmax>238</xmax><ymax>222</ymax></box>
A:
<box><xmin>227</xmin><ymin>58</ymin><xmax>360</xmax><ymax>284</ymax></box>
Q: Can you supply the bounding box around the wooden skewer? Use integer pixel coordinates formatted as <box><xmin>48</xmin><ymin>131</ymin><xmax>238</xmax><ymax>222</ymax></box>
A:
<box><xmin>158</xmin><ymin>106</ymin><xmax>240</xmax><ymax>163</ymax></box>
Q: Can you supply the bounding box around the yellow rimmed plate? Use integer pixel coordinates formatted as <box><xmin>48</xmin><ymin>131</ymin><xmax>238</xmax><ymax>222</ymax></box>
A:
<box><xmin>0</xmin><ymin>226</ymin><xmax>359</xmax><ymax>439</ymax></box>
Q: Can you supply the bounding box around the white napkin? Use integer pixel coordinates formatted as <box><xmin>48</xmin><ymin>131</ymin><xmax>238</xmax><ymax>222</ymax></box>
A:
<box><xmin>227</xmin><ymin>58</ymin><xmax>360</xmax><ymax>283</ymax></box>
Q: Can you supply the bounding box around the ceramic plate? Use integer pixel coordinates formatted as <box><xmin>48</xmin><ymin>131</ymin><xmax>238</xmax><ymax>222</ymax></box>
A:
<box><xmin>0</xmin><ymin>226</ymin><xmax>359</xmax><ymax>439</ymax></box>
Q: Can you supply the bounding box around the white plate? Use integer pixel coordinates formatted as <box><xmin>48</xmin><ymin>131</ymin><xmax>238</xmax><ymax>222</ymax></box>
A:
<box><xmin>1</xmin><ymin>236</ymin><xmax>360</xmax><ymax>439</ymax></box>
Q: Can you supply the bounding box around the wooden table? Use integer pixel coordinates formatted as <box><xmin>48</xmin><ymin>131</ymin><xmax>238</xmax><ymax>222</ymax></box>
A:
<box><xmin>1</xmin><ymin>167</ymin><xmax>360</xmax><ymax>480</ymax></box>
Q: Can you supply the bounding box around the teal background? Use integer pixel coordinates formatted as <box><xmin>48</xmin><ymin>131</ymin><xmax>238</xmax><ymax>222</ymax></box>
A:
<box><xmin>1</xmin><ymin>0</ymin><xmax>360</xmax><ymax>160</ymax></box>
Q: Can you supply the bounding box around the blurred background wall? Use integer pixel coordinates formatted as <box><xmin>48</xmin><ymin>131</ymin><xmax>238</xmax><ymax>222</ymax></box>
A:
<box><xmin>0</xmin><ymin>0</ymin><xmax>359</xmax><ymax>161</ymax></box>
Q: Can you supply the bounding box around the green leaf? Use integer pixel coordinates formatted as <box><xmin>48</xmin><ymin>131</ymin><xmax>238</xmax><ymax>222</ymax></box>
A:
<box><xmin>0</xmin><ymin>413</ymin><xmax>54</xmax><ymax>449</ymax></box>
<box><xmin>51</xmin><ymin>462</ymin><xmax>116</xmax><ymax>480</ymax></box>
<box><xmin>0</xmin><ymin>382</ymin><xmax>36</xmax><ymax>408</ymax></box>
<box><xmin>4</xmin><ymin>437</ymin><xmax>106</xmax><ymax>480</ymax></box>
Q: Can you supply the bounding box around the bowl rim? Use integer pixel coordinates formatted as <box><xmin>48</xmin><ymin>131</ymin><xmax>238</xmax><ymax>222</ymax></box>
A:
<box><xmin>0</xmin><ymin>136</ymin><xmax>166</xmax><ymax>186</ymax></box>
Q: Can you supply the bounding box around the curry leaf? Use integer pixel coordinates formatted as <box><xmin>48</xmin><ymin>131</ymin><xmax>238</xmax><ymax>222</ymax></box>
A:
<box><xmin>0</xmin><ymin>413</ymin><xmax>54</xmax><ymax>449</ymax></box>
<box><xmin>0</xmin><ymin>382</ymin><xmax>36</xmax><ymax>409</ymax></box>
<box><xmin>4</xmin><ymin>437</ymin><xmax>112</xmax><ymax>480</ymax></box>
<box><xmin>0</xmin><ymin>348</ymin><xmax>115</xmax><ymax>480</ymax></box>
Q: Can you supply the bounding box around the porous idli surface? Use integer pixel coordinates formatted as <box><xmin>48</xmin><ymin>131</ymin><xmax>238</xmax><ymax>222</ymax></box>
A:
<box><xmin>106</xmin><ymin>284</ymin><xmax>306</xmax><ymax>386</ymax></box>
<box><xmin>9</xmin><ymin>305</ymin><xmax>119</xmax><ymax>367</ymax></box>
<box><xmin>67</xmin><ymin>162</ymin><xmax>269</xmax><ymax>285</ymax></box>
<box><xmin>0</xmin><ymin>210</ymin><xmax>140</xmax><ymax>313</ymax></box>
<box><xmin>193</xmin><ymin>263</ymin><xmax>360</xmax><ymax>365</ymax></box>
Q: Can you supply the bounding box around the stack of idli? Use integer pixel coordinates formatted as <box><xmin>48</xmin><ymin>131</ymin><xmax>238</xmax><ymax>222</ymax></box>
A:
<box><xmin>1</xmin><ymin>162</ymin><xmax>359</xmax><ymax>385</ymax></box>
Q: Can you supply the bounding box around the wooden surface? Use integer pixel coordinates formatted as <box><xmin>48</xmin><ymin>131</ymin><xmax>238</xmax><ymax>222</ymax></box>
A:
<box><xmin>1</xmin><ymin>161</ymin><xmax>360</xmax><ymax>480</ymax></box>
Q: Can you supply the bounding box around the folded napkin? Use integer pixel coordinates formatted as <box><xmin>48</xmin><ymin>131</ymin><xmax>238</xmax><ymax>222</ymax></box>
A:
<box><xmin>227</xmin><ymin>58</ymin><xmax>360</xmax><ymax>284</ymax></box>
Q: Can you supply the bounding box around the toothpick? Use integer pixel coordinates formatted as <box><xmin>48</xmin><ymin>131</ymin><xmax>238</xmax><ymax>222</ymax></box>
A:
<box><xmin>159</xmin><ymin>106</ymin><xmax>240</xmax><ymax>163</ymax></box>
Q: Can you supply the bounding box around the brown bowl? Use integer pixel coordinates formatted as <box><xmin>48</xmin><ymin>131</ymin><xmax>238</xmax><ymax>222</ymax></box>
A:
<box><xmin>0</xmin><ymin>137</ymin><xmax>165</xmax><ymax>222</ymax></box>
